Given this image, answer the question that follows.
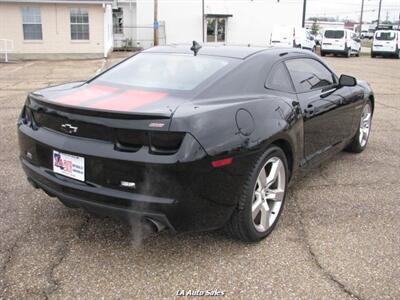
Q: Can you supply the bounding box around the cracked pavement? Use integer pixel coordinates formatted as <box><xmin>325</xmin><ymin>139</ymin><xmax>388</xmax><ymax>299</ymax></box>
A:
<box><xmin>0</xmin><ymin>54</ymin><xmax>399</xmax><ymax>299</ymax></box>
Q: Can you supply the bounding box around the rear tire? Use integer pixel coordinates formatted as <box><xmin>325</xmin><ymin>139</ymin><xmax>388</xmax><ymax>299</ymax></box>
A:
<box><xmin>321</xmin><ymin>51</ymin><xmax>326</xmax><ymax>57</ymax></box>
<box><xmin>346</xmin><ymin>47</ymin><xmax>351</xmax><ymax>58</ymax></box>
<box><xmin>225</xmin><ymin>146</ymin><xmax>288</xmax><ymax>242</ymax></box>
<box><xmin>371</xmin><ymin>51</ymin><xmax>376</xmax><ymax>58</ymax></box>
<box><xmin>345</xmin><ymin>100</ymin><xmax>372</xmax><ymax>153</ymax></box>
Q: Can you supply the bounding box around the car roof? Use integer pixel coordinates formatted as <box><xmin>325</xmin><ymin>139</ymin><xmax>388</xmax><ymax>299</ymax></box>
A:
<box><xmin>143</xmin><ymin>45</ymin><xmax>309</xmax><ymax>60</ymax></box>
<box><xmin>143</xmin><ymin>45</ymin><xmax>272</xmax><ymax>59</ymax></box>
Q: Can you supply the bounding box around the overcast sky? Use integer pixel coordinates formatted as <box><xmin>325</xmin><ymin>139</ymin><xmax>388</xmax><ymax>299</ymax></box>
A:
<box><xmin>306</xmin><ymin>0</ymin><xmax>400</xmax><ymax>22</ymax></box>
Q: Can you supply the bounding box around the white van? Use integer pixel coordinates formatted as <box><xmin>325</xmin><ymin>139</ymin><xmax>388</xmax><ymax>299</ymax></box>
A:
<box><xmin>321</xmin><ymin>29</ymin><xmax>361</xmax><ymax>57</ymax></box>
<box><xmin>270</xmin><ymin>26</ymin><xmax>316</xmax><ymax>51</ymax></box>
<box><xmin>371</xmin><ymin>30</ymin><xmax>400</xmax><ymax>58</ymax></box>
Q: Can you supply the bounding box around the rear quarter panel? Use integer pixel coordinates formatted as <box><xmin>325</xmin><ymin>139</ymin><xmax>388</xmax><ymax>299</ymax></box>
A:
<box><xmin>170</xmin><ymin>94</ymin><xmax>303</xmax><ymax>174</ymax></box>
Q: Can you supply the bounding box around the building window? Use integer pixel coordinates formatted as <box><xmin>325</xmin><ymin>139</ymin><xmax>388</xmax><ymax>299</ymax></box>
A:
<box><xmin>206</xmin><ymin>17</ymin><xmax>226</xmax><ymax>43</ymax></box>
<box><xmin>70</xmin><ymin>8</ymin><xmax>89</xmax><ymax>40</ymax></box>
<box><xmin>112</xmin><ymin>8</ymin><xmax>123</xmax><ymax>34</ymax></box>
<box><xmin>21</xmin><ymin>7</ymin><xmax>42</xmax><ymax>40</ymax></box>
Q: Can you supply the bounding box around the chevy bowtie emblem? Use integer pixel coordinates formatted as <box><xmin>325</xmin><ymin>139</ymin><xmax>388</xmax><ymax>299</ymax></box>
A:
<box><xmin>60</xmin><ymin>123</ymin><xmax>78</xmax><ymax>134</ymax></box>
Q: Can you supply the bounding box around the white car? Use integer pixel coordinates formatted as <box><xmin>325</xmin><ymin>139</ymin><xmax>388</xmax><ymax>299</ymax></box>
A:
<box><xmin>371</xmin><ymin>30</ymin><xmax>400</xmax><ymax>58</ymax></box>
<box><xmin>360</xmin><ymin>30</ymin><xmax>374</xmax><ymax>39</ymax></box>
<box><xmin>270</xmin><ymin>26</ymin><xmax>316</xmax><ymax>52</ymax></box>
<box><xmin>321</xmin><ymin>29</ymin><xmax>361</xmax><ymax>57</ymax></box>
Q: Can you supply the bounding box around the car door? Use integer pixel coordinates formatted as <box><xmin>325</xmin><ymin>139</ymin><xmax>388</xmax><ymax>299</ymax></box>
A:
<box><xmin>350</xmin><ymin>32</ymin><xmax>355</xmax><ymax>50</ymax></box>
<box><xmin>284</xmin><ymin>58</ymin><xmax>355</xmax><ymax>163</ymax></box>
<box><xmin>349</xmin><ymin>31</ymin><xmax>354</xmax><ymax>50</ymax></box>
<box><xmin>351</xmin><ymin>32</ymin><xmax>360</xmax><ymax>52</ymax></box>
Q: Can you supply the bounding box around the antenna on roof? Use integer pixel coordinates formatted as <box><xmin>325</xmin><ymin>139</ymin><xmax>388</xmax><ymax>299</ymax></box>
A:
<box><xmin>190</xmin><ymin>41</ymin><xmax>202</xmax><ymax>56</ymax></box>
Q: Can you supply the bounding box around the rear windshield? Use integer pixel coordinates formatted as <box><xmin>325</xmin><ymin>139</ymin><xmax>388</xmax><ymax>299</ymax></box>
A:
<box><xmin>375</xmin><ymin>31</ymin><xmax>396</xmax><ymax>41</ymax></box>
<box><xmin>96</xmin><ymin>53</ymin><xmax>230</xmax><ymax>91</ymax></box>
<box><xmin>324</xmin><ymin>30</ymin><xmax>345</xmax><ymax>39</ymax></box>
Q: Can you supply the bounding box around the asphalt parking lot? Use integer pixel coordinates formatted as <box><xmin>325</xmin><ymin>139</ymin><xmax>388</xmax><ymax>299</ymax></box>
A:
<box><xmin>0</xmin><ymin>54</ymin><xmax>399</xmax><ymax>300</ymax></box>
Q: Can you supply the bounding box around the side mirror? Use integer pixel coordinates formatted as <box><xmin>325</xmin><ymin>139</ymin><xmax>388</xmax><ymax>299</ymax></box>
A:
<box><xmin>339</xmin><ymin>74</ymin><xmax>357</xmax><ymax>87</ymax></box>
<box><xmin>310</xmin><ymin>36</ymin><xmax>315</xmax><ymax>41</ymax></box>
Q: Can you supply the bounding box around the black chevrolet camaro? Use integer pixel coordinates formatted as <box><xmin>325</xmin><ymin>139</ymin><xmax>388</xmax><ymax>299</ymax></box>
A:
<box><xmin>18</xmin><ymin>45</ymin><xmax>374</xmax><ymax>242</ymax></box>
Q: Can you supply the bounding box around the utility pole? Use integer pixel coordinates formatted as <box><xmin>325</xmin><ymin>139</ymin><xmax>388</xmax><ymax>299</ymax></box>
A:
<box><xmin>359</xmin><ymin>0</ymin><xmax>365</xmax><ymax>34</ymax></box>
<box><xmin>302</xmin><ymin>0</ymin><xmax>307</xmax><ymax>28</ymax></box>
<box><xmin>153</xmin><ymin>0</ymin><xmax>158</xmax><ymax>46</ymax></box>
<box><xmin>377</xmin><ymin>0</ymin><xmax>383</xmax><ymax>27</ymax></box>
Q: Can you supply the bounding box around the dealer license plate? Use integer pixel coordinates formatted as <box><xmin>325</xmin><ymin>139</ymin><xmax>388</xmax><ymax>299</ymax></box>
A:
<box><xmin>53</xmin><ymin>151</ymin><xmax>85</xmax><ymax>181</ymax></box>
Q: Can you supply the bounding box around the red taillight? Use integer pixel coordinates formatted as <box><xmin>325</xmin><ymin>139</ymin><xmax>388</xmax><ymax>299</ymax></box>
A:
<box><xmin>211</xmin><ymin>157</ymin><xmax>233</xmax><ymax>168</ymax></box>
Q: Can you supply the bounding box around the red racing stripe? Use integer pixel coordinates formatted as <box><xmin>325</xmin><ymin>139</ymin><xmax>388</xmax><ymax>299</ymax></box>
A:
<box><xmin>53</xmin><ymin>84</ymin><xmax>118</xmax><ymax>106</ymax></box>
<box><xmin>88</xmin><ymin>90</ymin><xmax>167</xmax><ymax>112</ymax></box>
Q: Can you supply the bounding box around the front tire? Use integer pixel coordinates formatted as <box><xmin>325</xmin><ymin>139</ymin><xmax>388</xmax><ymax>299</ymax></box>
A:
<box><xmin>226</xmin><ymin>146</ymin><xmax>288</xmax><ymax>242</ymax></box>
<box><xmin>346</xmin><ymin>100</ymin><xmax>372</xmax><ymax>153</ymax></box>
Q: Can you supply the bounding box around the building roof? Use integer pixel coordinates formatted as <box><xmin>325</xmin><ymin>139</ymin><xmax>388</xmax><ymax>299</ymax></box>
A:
<box><xmin>0</xmin><ymin>0</ymin><xmax>112</xmax><ymax>4</ymax></box>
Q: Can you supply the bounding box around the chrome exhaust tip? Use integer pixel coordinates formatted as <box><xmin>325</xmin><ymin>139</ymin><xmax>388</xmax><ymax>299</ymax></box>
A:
<box><xmin>144</xmin><ymin>217</ymin><xmax>167</xmax><ymax>233</ymax></box>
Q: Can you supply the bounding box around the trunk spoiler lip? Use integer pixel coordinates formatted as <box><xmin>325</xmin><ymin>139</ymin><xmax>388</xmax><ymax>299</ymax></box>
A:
<box><xmin>27</xmin><ymin>92</ymin><xmax>173</xmax><ymax>120</ymax></box>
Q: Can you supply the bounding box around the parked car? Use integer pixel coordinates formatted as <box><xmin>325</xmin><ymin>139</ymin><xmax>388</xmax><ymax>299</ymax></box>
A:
<box><xmin>360</xmin><ymin>30</ymin><xmax>374</xmax><ymax>39</ymax></box>
<box><xmin>312</xmin><ymin>33</ymin><xmax>322</xmax><ymax>46</ymax></box>
<box><xmin>371</xmin><ymin>30</ymin><xmax>400</xmax><ymax>58</ymax></box>
<box><xmin>321</xmin><ymin>29</ymin><xmax>361</xmax><ymax>57</ymax></box>
<box><xmin>18</xmin><ymin>45</ymin><xmax>374</xmax><ymax>242</ymax></box>
<box><xmin>270</xmin><ymin>25</ymin><xmax>316</xmax><ymax>52</ymax></box>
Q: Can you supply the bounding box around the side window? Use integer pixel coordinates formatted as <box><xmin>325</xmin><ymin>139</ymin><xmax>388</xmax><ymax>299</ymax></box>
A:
<box><xmin>285</xmin><ymin>58</ymin><xmax>336</xmax><ymax>93</ymax></box>
<box><xmin>266</xmin><ymin>62</ymin><xmax>294</xmax><ymax>93</ymax></box>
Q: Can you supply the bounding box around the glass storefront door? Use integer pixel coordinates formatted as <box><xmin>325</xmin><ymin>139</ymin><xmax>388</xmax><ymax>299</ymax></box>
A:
<box><xmin>206</xmin><ymin>17</ymin><xmax>226</xmax><ymax>43</ymax></box>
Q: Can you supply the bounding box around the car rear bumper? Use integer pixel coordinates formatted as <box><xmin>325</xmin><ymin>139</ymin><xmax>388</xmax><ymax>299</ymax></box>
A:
<box><xmin>18</xmin><ymin>125</ymin><xmax>254</xmax><ymax>232</ymax></box>
<box><xmin>22</xmin><ymin>158</ymin><xmax>177</xmax><ymax>229</ymax></box>
<box><xmin>321</xmin><ymin>48</ymin><xmax>347</xmax><ymax>54</ymax></box>
<box><xmin>372</xmin><ymin>48</ymin><xmax>397</xmax><ymax>55</ymax></box>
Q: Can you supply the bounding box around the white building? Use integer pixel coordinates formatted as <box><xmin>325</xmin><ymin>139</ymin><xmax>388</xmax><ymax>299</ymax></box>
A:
<box><xmin>0</xmin><ymin>0</ymin><xmax>113</xmax><ymax>59</ymax></box>
<box><xmin>0</xmin><ymin>0</ymin><xmax>305</xmax><ymax>59</ymax></box>
<box><xmin>114</xmin><ymin>0</ymin><xmax>304</xmax><ymax>49</ymax></box>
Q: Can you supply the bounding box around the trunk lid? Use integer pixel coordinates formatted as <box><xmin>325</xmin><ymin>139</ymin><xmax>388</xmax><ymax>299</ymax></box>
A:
<box><xmin>32</xmin><ymin>82</ymin><xmax>186</xmax><ymax>119</ymax></box>
<box><xmin>26</xmin><ymin>82</ymin><xmax>188</xmax><ymax>154</ymax></box>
